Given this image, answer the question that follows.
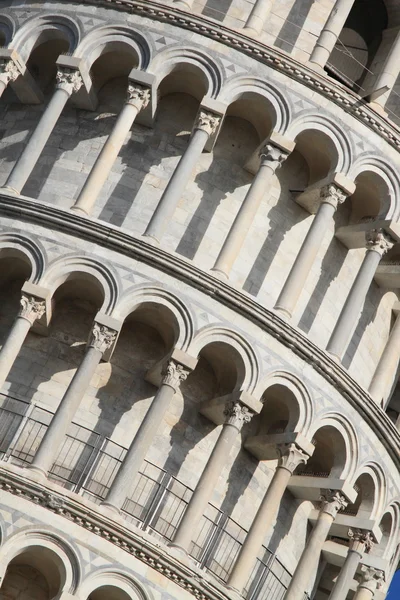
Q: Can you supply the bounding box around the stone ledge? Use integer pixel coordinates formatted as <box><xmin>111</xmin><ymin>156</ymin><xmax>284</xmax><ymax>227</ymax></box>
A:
<box><xmin>0</xmin><ymin>193</ymin><xmax>398</xmax><ymax>469</ymax></box>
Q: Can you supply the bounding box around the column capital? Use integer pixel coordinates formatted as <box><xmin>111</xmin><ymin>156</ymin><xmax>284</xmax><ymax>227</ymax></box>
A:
<box><xmin>259</xmin><ymin>142</ymin><xmax>289</xmax><ymax>171</ymax></box>
<box><xmin>161</xmin><ymin>359</ymin><xmax>190</xmax><ymax>391</ymax></box>
<box><xmin>365</xmin><ymin>228</ymin><xmax>395</xmax><ymax>256</ymax></box>
<box><xmin>358</xmin><ymin>566</ymin><xmax>385</xmax><ymax>592</ymax></box>
<box><xmin>126</xmin><ymin>82</ymin><xmax>151</xmax><ymax>110</ymax></box>
<box><xmin>319</xmin><ymin>489</ymin><xmax>348</xmax><ymax>518</ymax></box>
<box><xmin>89</xmin><ymin>323</ymin><xmax>117</xmax><ymax>354</ymax></box>
<box><xmin>194</xmin><ymin>110</ymin><xmax>221</xmax><ymax>136</ymax></box>
<box><xmin>348</xmin><ymin>528</ymin><xmax>374</xmax><ymax>555</ymax></box>
<box><xmin>0</xmin><ymin>58</ymin><xmax>20</xmax><ymax>85</ymax></box>
<box><xmin>320</xmin><ymin>183</ymin><xmax>348</xmax><ymax>210</ymax></box>
<box><xmin>19</xmin><ymin>294</ymin><xmax>46</xmax><ymax>325</ymax></box>
<box><xmin>223</xmin><ymin>400</ymin><xmax>253</xmax><ymax>431</ymax></box>
<box><xmin>56</xmin><ymin>67</ymin><xmax>83</xmax><ymax>95</ymax></box>
<box><xmin>277</xmin><ymin>442</ymin><xmax>309</xmax><ymax>473</ymax></box>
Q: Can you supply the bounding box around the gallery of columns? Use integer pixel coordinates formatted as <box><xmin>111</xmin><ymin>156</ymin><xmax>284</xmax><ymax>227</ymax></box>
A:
<box><xmin>0</xmin><ymin>0</ymin><xmax>399</xmax><ymax>600</ymax></box>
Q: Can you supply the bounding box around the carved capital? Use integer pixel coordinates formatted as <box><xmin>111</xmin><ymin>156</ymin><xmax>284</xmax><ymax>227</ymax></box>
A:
<box><xmin>19</xmin><ymin>294</ymin><xmax>46</xmax><ymax>325</ymax></box>
<box><xmin>320</xmin><ymin>183</ymin><xmax>347</xmax><ymax>210</ymax></box>
<box><xmin>365</xmin><ymin>228</ymin><xmax>395</xmax><ymax>256</ymax></box>
<box><xmin>89</xmin><ymin>323</ymin><xmax>117</xmax><ymax>354</ymax></box>
<box><xmin>194</xmin><ymin>111</ymin><xmax>221</xmax><ymax>136</ymax></box>
<box><xmin>162</xmin><ymin>360</ymin><xmax>190</xmax><ymax>391</ymax></box>
<box><xmin>348</xmin><ymin>528</ymin><xmax>374</xmax><ymax>554</ymax></box>
<box><xmin>319</xmin><ymin>490</ymin><xmax>348</xmax><ymax>518</ymax></box>
<box><xmin>359</xmin><ymin>566</ymin><xmax>385</xmax><ymax>592</ymax></box>
<box><xmin>259</xmin><ymin>143</ymin><xmax>289</xmax><ymax>171</ymax></box>
<box><xmin>0</xmin><ymin>59</ymin><xmax>20</xmax><ymax>85</ymax></box>
<box><xmin>277</xmin><ymin>442</ymin><xmax>309</xmax><ymax>474</ymax></box>
<box><xmin>56</xmin><ymin>68</ymin><xmax>83</xmax><ymax>95</ymax></box>
<box><xmin>223</xmin><ymin>401</ymin><xmax>253</xmax><ymax>430</ymax></box>
<box><xmin>126</xmin><ymin>83</ymin><xmax>151</xmax><ymax>110</ymax></box>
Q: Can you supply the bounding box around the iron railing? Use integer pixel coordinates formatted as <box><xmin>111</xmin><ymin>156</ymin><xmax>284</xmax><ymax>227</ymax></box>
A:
<box><xmin>0</xmin><ymin>394</ymin><xmax>305</xmax><ymax>598</ymax></box>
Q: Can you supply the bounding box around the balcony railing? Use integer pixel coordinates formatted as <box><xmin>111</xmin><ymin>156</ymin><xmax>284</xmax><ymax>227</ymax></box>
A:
<box><xmin>0</xmin><ymin>394</ymin><xmax>305</xmax><ymax>598</ymax></box>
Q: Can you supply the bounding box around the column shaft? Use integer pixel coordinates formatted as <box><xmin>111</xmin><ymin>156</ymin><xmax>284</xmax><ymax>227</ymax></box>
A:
<box><xmin>144</xmin><ymin>127</ymin><xmax>209</xmax><ymax>242</ymax></box>
<box><xmin>328</xmin><ymin>549</ymin><xmax>362</xmax><ymax>600</ymax></box>
<box><xmin>326</xmin><ymin>249</ymin><xmax>382</xmax><ymax>360</ymax></box>
<box><xmin>0</xmin><ymin>317</ymin><xmax>31</xmax><ymax>389</ymax></box>
<box><xmin>309</xmin><ymin>0</ymin><xmax>355</xmax><ymax>68</ymax></box>
<box><xmin>372</xmin><ymin>29</ymin><xmax>400</xmax><ymax>109</ymax></box>
<box><xmin>5</xmin><ymin>87</ymin><xmax>71</xmax><ymax>194</ymax></box>
<box><xmin>369</xmin><ymin>312</ymin><xmax>400</xmax><ymax>405</ymax></box>
<box><xmin>245</xmin><ymin>0</ymin><xmax>273</xmax><ymax>35</ymax></box>
<box><xmin>275</xmin><ymin>200</ymin><xmax>336</xmax><ymax>318</ymax></box>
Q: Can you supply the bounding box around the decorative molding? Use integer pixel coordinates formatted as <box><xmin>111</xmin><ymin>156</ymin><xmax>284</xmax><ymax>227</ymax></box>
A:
<box><xmin>348</xmin><ymin>528</ymin><xmax>374</xmax><ymax>555</ymax></box>
<box><xmin>126</xmin><ymin>83</ymin><xmax>151</xmax><ymax>110</ymax></box>
<box><xmin>359</xmin><ymin>566</ymin><xmax>385</xmax><ymax>591</ymax></box>
<box><xmin>162</xmin><ymin>359</ymin><xmax>190</xmax><ymax>391</ymax></box>
<box><xmin>56</xmin><ymin>68</ymin><xmax>83</xmax><ymax>95</ymax></box>
<box><xmin>0</xmin><ymin>59</ymin><xmax>20</xmax><ymax>85</ymax></box>
<box><xmin>365</xmin><ymin>229</ymin><xmax>395</xmax><ymax>256</ymax></box>
<box><xmin>19</xmin><ymin>294</ymin><xmax>46</xmax><ymax>325</ymax></box>
<box><xmin>277</xmin><ymin>442</ymin><xmax>309</xmax><ymax>473</ymax></box>
<box><xmin>89</xmin><ymin>323</ymin><xmax>118</xmax><ymax>354</ymax></box>
<box><xmin>0</xmin><ymin>195</ymin><xmax>400</xmax><ymax>472</ymax></box>
<box><xmin>320</xmin><ymin>184</ymin><xmax>347</xmax><ymax>211</ymax></box>
<box><xmin>320</xmin><ymin>490</ymin><xmax>348</xmax><ymax>518</ymax></box>
<box><xmin>259</xmin><ymin>143</ymin><xmax>289</xmax><ymax>171</ymax></box>
<box><xmin>195</xmin><ymin>111</ymin><xmax>221</xmax><ymax>136</ymax></box>
<box><xmin>223</xmin><ymin>401</ymin><xmax>253</xmax><ymax>430</ymax></box>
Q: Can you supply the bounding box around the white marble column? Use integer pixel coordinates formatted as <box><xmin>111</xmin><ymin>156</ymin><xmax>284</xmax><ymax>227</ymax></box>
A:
<box><xmin>275</xmin><ymin>184</ymin><xmax>347</xmax><ymax>319</ymax></box>
<box><xmin>0</xmin><ymin>294</ymin><xmax>45</xmax><ymax>390</ymax></box>
<box><xmin>102</xmin><ymin>357</ymin><xmax>193</xmax><ymax>512</ymax></box>
<box><xmin>212</xmin><ymin>142</ymin><xmax>290</xmax><ymax>280</ymax></box>
<box><xmin>0</xmin><ymin>58</ymin><xmax>20</xmax><ymax>98</ymax></box>
<box><xmin>29</xmin><ymin>323</ymin><xmax>117</xmax><ymax>476</ymax></box>
<box><xmin>370</xmin><ymin>28</ymin><xmax>400</xmax><ymax>111</ymax></box>
<box><xmin>71</xmin><ymin>83</ymin><xmax>151</xmax><ymax>216</ymax></box>
<box><xmin>309</xmin><ymin>0</ymin><xmax>355</xmax><ymax>69</ymax></box>
<box><xmin>143</xmin><ymin>110</ymin><xmax>221</xmax><ymax>243</ymax></box>
<box><xmin>4</xmin><ymin>67</ymin><xmax>83</xmax><ymax>194</ymax></box>
<box><xmin>353</xmin><ymin>567</ymin><xmax>385</xmax><ymax>600</ymax></box>
<box><xmin>284</xmin><ymin>491</ymin><xmax>348</xmax><ymax>600</ymax></box>
<box><xmin>369</xmin><ymin>306</ymin><xmax>400</xmax><ymax>406</ymax></box>
<box><xmin>244</xmin><ymin>0</ymin><xmax>274</xmax><ymax>35</ymax></box>
<box><xmin>170</xmin><ymin>401</ymin><xmax>253</xmax><ymax>553</ymax></box>
<box><xmin>327</xmin><ymin>229</ymin><xmax>394</xmax><ymax>361</ymax></box>
<box><xmin>329</xmin><ymin>530</ymin><xmax>374</xmax><ymax>600</ymax></box>
<box><xmin>228</xmin><ymin>443</ymin><xmax>309</xmax><ymax>593</ymax></box>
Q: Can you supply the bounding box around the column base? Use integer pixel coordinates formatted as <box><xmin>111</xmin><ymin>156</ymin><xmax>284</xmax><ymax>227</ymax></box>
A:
<box><xmin>210</xmin><ymin>267</ymin><xmax>229</xmax><ymax>281</ymax></box>
<box><xmin>168</xmin><ymin>541</ymin><xmax>189</xmax><ymax>555</ymax></box>
<box><xmin>326</xmin><ymin>349</ymin><xmax>342</xmax><ymax>363</ymax></box>
<box><xmin>305</xmin><ymin>61</ymin><xmax>326</xmax><ymax>75</ymax></box>
<box><xmin>243</xmin><ymin>26</ymin><xmax>259</xmax><ymax>37</ymax></box>
<box><xmin>274</xmin><ymin>304</ymin><xmax>293</xmax><ymax>320</ymax></box>
<box><xmin>100</xmin><ymin>501</ymin><xmax>122</xmax><ymax>516</ymax></box>
<box><xmin>1</xmin><ymin>186</ymin><xmax>20</xmax><ymax>195</ymax></box>
<box><xmin>142</xmin><ymin>233</ymin><xmax>161</xmax><ymax>246</ymax></box>
<box><xmin>70</xmin><ymin>204</ymin><xmax>90</xmax><ymax>216</ymax></box>
<box><xmin>25</xmin><ymin>464</ymin><xmax>48</xmax><ymax>481</ymax></box>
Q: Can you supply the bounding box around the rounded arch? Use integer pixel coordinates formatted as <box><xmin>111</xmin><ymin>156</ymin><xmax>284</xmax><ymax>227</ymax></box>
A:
<box><xmin>255</xmin><ymin>370</ymin><xmax>313</xmax><ymax>434</ymax></box>
<box><xmin>74</xmin><ymin>25</ymin><xmax>152</xmax><ymax>71</ymax></box>
<box><xmin>0</xmin><ymin>233</ymin><xmax>46</xmax><ymax>283</ymax></box>
<box><xmin>0</xmin><ymin>529</ymin><xmax>81</xmax><ymax>596</ymax></box>
<box><xmin>78</xmin><ymin>570</ymin><xmax>150</xmax><ymax>600</ymax></box>
<box><xmin>149</xmin><ymin>46</ymin><xmax>223</xmax><ymax>100</ymax></box>
<box><xmin>0</xmin><ymin>14</ymin><xmax>16</xmax><ymax>45</ymax></box>
<box><xmin>348</xmin><ymin>155</ymin><xmax>399</xmax><ymax>220</ymax></box>
<box><xmin>374</xmin><ymin>503</ymin><xmax>400</xmax><ymax>559</ymax></box>
<box><xmin>348</xmin><ymin>462</ymin><xmax>387</xmax><ymax>520</ymax></box>
<box><xmin>11</xmin><ymin>14</ymin><xmax>81</xmax><ymax>62</ymax></box>
<box><xmin>307</xmin><ymin>412</ymin><xmax>359</xmax><ymax>479</ymax></box>
<box><xmin>218</xmin><ymin>76</ymin><xmax>291</xmax><ymax>136</ymax></box>
<box><xmin>189</xmin><ymin>325</ymin><xmax>259</xmax><ymax>393</ymax></box>
<box><xmin>286</xmin><ymin>114</ymin><xmax>352</xmax><ymax>177</ymax></box>
<box><xmin>40</xmin><ymin>255</ymin><xmax>119</xmax><ymax>314</ymax></box>
<box><xmin>115</xmin><ymin>285</ymin><xmax>194</xmax><ymax>352</ymax></box>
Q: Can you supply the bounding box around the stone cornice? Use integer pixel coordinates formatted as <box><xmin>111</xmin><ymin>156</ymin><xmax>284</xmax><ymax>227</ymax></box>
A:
<box><xmin>1</xmin><ymin>193</ymin><xmax>399</xmax><ymax>470</ymax></box>
<box><xmin>74</xmin><ymin>0</ymin><xmax>400</xmax><ymax>153</ymax></box>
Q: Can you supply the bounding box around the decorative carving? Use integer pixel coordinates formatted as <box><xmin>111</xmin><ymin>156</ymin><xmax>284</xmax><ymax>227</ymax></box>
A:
<box><xmin>162</xmin><ymin>360</ymin><xmax>190</xmax><ymax>390</ymax></box>
<box><xmin>365</xmin><ymin>228</ymin><xmax>395</xmax><ymax>256</ymax></box>
<box><xmin>0</xmin><ymin>59</ymin><xmax>20</xmax><ymax>84</ymax></box>
<box><xmin>320</xmin><ymin>184</ymin><xmax>347</xmax><ymax>210</ymax></box>
<box><xmin>277</xmin><ymin>442</ymin><xmax>309</xmax><ymax>473</ymax></box>
<box><xmin>89</xmin><ymin>323</ymin><xmax>117</xmax><ymax>354</ymax></box>
<box><xmin>19</xmin><ymin>294</ymin><xmax>46</xmax><ymax>325</ymax></box>
<box><xmin>359</xmin><ymin>566</ymin><xmax>385</xmax><ymax>592</ymax></box>
<box><xmin>259</xmin><ymin>143</ymin><xmax>289</xmax><ymax>171</ymax></box>
<box><xmin>126</xmin><ymin>83</ymin><xmax>151</xmax><ymax>110</ymax></box>
<box><xmin>223</xmin><ymin>401</ymin><xmax>253</xmax><ymax>430</ymax></box>
<box><xmin>319</xmin><ymin>490</ymin><xmax>348</xmax><ymax>517</ymax></box>
<box><xmin>195</xmin><ymin>111</ymin><xmax>221</xmax><ymax>136</ymax></box>
<box><xmin>348</xmin><ymin>528</ymin><xmax>374</xmax><ymax>554</ymax></box>
<box><xmin>44</xmin><ymin>492</ymin><xmax>65</xmax><ymax>512</ymax></box>
<box><xmin>56</xmin><ymin>68</ymin><xmax>83</xmax><ymax>95</ymax></box>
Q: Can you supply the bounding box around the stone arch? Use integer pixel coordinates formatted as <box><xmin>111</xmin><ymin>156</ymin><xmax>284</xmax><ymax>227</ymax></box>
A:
<box><xmin>74</xmin><ymin>25</ymin><xmax>152</xmax><ymax>71</ymax></box>
<box><xmin>218</xmin><ymin>76</ymin><xmax>291</xmax><ymax>137</ymax></box>
<box><xmin>348</xmin><ymin>155</ymin><xmax>399</xmax><ymax>220</ymax></box>
<box><xmin>0</xmin><ymin>233</ymin><xmax>46</xmax><ymax>283</ymax></box>
<box><xmin>347</xmin><ymin>462</ymin><xmax>387</xmax><ymax>520</ymax></box>
<box><xmin>373</xmin><ymin>503</ymin><xmax>400</xmax><ymax>559</ymax></box>
<box><xmin>11</xmin><ymin>14</ymin><xmax>81</xmax><ymax>62</ymax></box>
<box><xmin>286</xmin><ymin>114</ymin><xmax>352</xmax><ymax>179</ymax></box>
<box><xmin>114</xmin><ymin>285</ymin><xmax>194</xmax><ymax>352</ymax></box>
<box><xmin>189</xmin><ymin>325</ymin><xmax>259</xmax><ymax>393</ymax></box>
<box><xmin>0</xmin><ymin>14</ymin><xmax>16</xmax><ymax>45</ymax></box>
<box><xmin>40</xmin><ymin>255</ymin><xmax>119</xmax><ymax>315</ymax></box>
<box><xmin>78</xmin><ymin>570</ymin><xmax>150</xmax><ymax>600</ymax></box>
<box><xmin>149</xmin><ymin>46</ymin><xmax>223</xmax><ymax>100</ymax></box>
<box><xmin>255</xmin><ymin>369</ymin><xmax>313</xmax><ymax>435</ymax></box>
<box><xmin>0</xmin><ymin>529</ymin><xmax>81</xmax><ymax>596</ymax></box>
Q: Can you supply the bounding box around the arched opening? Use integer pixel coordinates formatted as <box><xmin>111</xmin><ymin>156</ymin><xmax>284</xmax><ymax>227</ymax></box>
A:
<box><xmin>374</xmin><ymin>512</ymin><xmax>393</xmax><ymax>558</ymax></box>
<box><xmin>326</xmin><ymin>0</ymin><xmax>388</xmax><ymax>91</ymax></box>
<box><xmin>296</xmin><ymin>425</ymin><xmax>347</xmax><ymax>478</ymax></box>
<box><xmin>88</xmin><ymin>585</ymin><xmax>132</xmax><ymax>600</ymax></box>
<box><xmin>345</xmin><ymin>170</ymin><xmax>389</xmax><ymax>223</ymax></box>
<box><xmin>197</xmin><ymin>341</ymin><xmax>245</xmax><ymax>396</ymax></box>
<box><xmin>257</xmin><ymin>383</ymin><xmax>300</xmax><ymax>435</ymax></box>
<box><xmin>343</xmin><ymin>473</ymin><xmax>376</xmax><ymax>517</ymax></box>
<box><xmin>26</xmin><ymin>34</ymin><xmax>70</xmax><ymax>93</ymax></box>
<box><xmin>294</xmin><ymin>128</ymin><xmax>339</xmax><ymax>186</ymax></box>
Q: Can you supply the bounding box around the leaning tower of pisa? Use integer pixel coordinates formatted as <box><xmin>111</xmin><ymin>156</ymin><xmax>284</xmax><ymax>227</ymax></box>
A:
<box><xmin>0</xmin><ymin>0</ymin><xmax>399</xmax><ymax>598</ymax></box>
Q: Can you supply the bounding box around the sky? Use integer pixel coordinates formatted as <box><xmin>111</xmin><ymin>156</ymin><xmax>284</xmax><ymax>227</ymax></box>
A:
<box><xmin>387</xmin><ymin>571</ymin><xmax>400</xmax><ymax>598</ymax></box>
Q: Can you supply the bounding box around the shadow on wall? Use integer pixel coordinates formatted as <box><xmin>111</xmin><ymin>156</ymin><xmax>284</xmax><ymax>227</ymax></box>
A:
<box><xmin>274</xmin><ymin>0</ymin><xmax>315</xmax><ymax>54</ymax></box>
